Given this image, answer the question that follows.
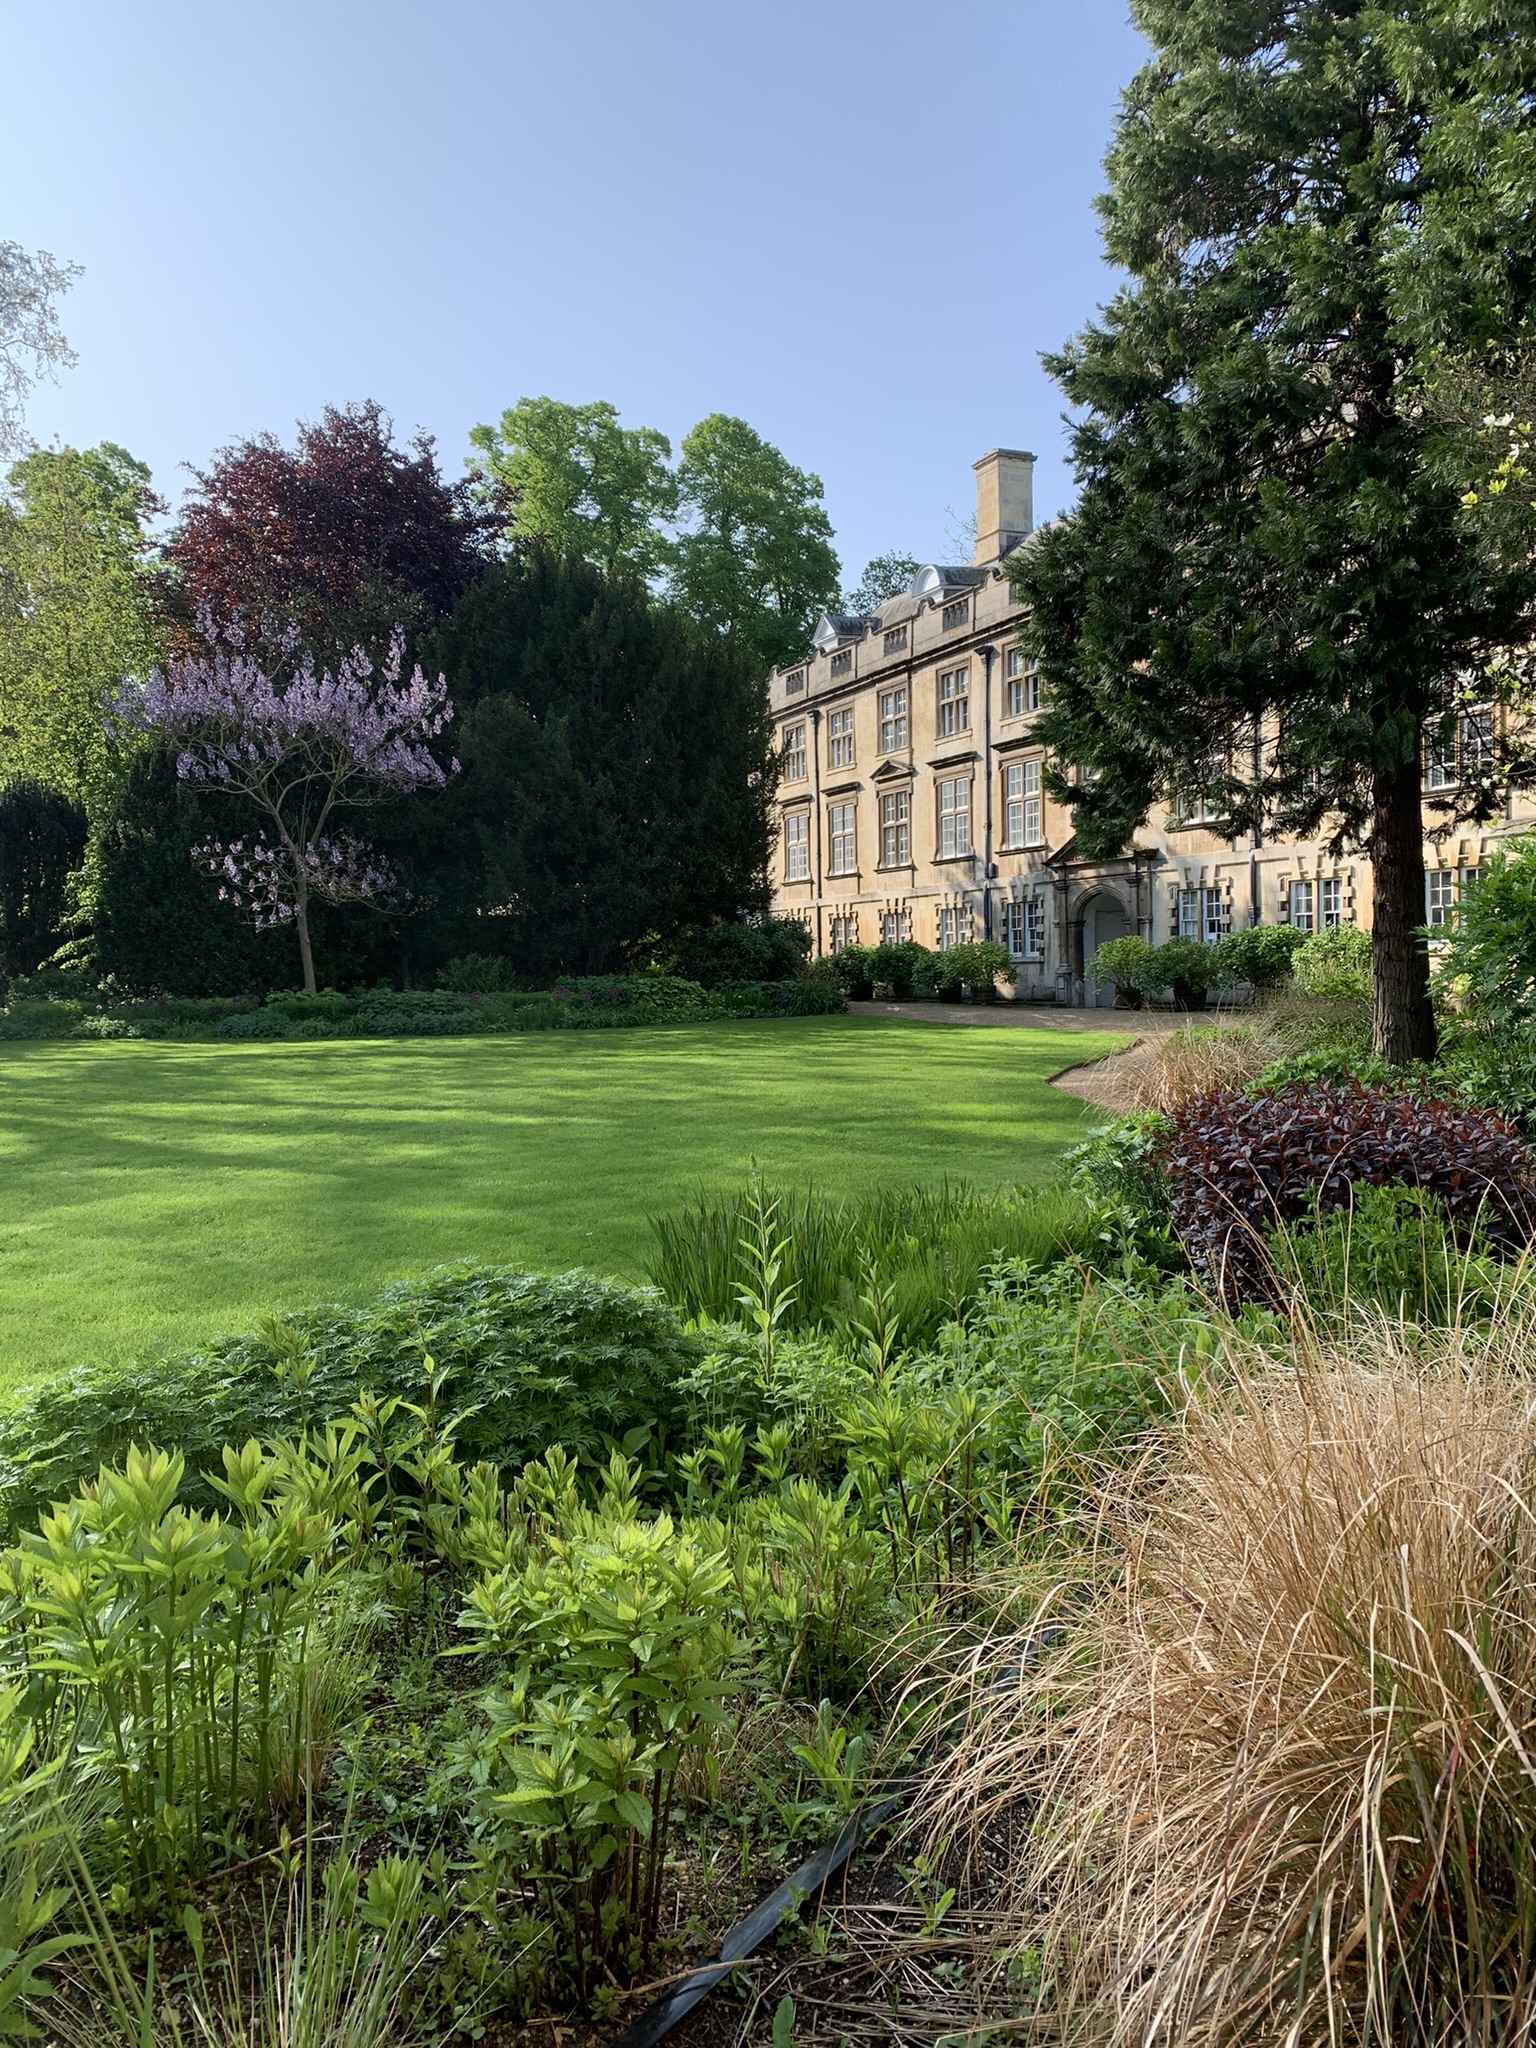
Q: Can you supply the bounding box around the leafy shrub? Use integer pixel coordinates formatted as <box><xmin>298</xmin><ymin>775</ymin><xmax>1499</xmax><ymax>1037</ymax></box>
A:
<box><xmin>1063</xmin><ymin>1114</ymin><xmax>1177</xmax><ymax>1263</ymax></box>
<box><xmin>0</xmin><ymin>1000</ymin><xmax>82</xmax><ymax>1040</ymax></box>
<box><xmin>1161</xmin><ymin>1079</ymin><xmax>1536</xmax><ymax>1304</ymax></box>
<box><xmin>0</xmin><ymin>1266</ymin><xmax>703</xmax><ymax>1528</ymax></box>
<box><xmin>1155</xmin><ymin>936</ymin><xmax>1220</xmax><ymax>1008</ymax></box>
<box><xmin>1432</xmin><ymin>828</ymin><xmax>1536</xmax><ymax>1032</ymax></box>
<box><xmin>712</xmin><ymin>978</ymin><xmax>845</xmax><ymax>1018</ymax></box>
<box><xmin>828</xmin><ymin>944</ymin><xmax>879</xmax><ymax>997</ymax></box>
<box><xmin>1209</xmin><ymin>922</ymin><xmax>1308</xmax><ymax>992</ymax></box>
<box><xmin>1440</xmin><ymin>1021</ymin><xmax>1536</xmax><ymax>1129</ymax></box>
<box><xmin>439</xmin><ymin>953</ymin><xmax>522</xmax><ymax>993</ymax></box>
<box><xmin>869</xmin><ymin>939</ymin><xmax>935</xmax><ymax>996</ymax></box>
<box><xmin>932</xmin><ymin>940</ymin><xmax>1016</xmax><ymax>996</ymax></box>
<box><xmin>1088</xmin><ymin>935</ymin><xmax>1159</xmax><ymax>1006</ymax></box>
<box><xmin>1292</xmin><ymin>922</ymin><xmax>1372</xmax><ymax>1001</ymax></box>
<box><xmin>1270</xmin><ymin>1184</ymin><xmax>1506</xmax><ymax>1326</ymax></box>
<box><xmin>675</xmin><ymin>917</ymin><xmax>810</xmax><ymax>989</ymax></box>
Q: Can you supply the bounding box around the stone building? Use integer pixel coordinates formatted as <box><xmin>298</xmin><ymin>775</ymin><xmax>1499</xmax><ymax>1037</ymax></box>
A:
<box><xmin>767</xmin><ymin>445</ymin><xmax>1529</xmax><ymax>1005</ymax></box>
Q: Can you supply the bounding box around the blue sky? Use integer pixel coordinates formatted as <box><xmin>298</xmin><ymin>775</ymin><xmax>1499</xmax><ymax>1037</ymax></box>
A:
<box><xmin>3</xmin><ymin>1</ymin><xmax>1146</xmax><ymax>581</ymax></box>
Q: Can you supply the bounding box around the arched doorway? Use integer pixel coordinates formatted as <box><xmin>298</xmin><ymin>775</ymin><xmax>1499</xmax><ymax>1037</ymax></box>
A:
<box><xmin>1080</xmin><ymin>892</ymin><xmax>1129</xmax><ymax>1007</ymax></box>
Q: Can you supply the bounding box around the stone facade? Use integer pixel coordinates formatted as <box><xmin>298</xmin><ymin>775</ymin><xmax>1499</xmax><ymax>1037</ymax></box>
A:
<box><xmin>767</xmin><ymin>446</ymin><xmax>1533</xmax><ymax>1005</ymax></box>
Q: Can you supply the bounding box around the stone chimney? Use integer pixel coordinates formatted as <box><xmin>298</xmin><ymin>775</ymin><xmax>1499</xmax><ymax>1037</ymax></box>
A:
<box><xmin>972</xmin><ymin>448</ymin><xmax>1035</xmax><ymax>564</ymax></box>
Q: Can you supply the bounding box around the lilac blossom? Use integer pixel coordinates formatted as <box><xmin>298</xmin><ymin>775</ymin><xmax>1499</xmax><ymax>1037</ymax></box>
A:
<box><xmin>109</xmin><ymin>616</ymin><xmax>455</xmax><ymax>992</ymax></box>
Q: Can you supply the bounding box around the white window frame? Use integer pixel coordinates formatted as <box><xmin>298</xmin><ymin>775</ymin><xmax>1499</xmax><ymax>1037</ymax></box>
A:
<box><xmin>879</xmin><ymin>789</ymin><xmax>910</xmax><ymax>867</ymax></box>
<box><xmin>1288</xmin><ymin>879</ymin><xmax>1314</xmax><ymax>933</ymax></box>
<box><xmin>1319</xmin><ymin>876</ymin><xmax>1342</xmax><ymax>928</ymax></box>
<box><xmin>781</xmin><ymin>722</ymin><xmax>807</xmax><ymax>781</ymax></box>
<box><xmin>1426</xmin><ymin>868</ymin><xmax>1456</xmax><ymax>928</ymax></box>
<box><xmin>828</xmin><ymin>706</ymin><xmax>855</xmax><ymax>770</ymax></box>
<box><xmin>783</xmin><ymin>811</ymin><xmax>809</xmax><ymax>882</ymax></box>
<box><xmin>878</xmin><ymin>687</ymin><xmax>907</xmax><ymax>753</ymax></box>
<box><xmin>938</xmin><ymin>777</ymin><xmax>971</xmax><ymax>859</ymax></box>
<box><xmin>938</xmin><ymin>666</ymin><xmax>970</xmax><ymax>738</ymax></box>
<box><xmin>1177</xmin><ymin>885</ymin><xmax>1229</xmax><ymax>945</ymax></box>
<box><xmin>827</xmin><ymin>801</ymin><xmax>857</xmax><ymax>877</ymax></box>
<box><xmin>937</xmin><ymin>902</ymin><xmax>972</xmax><ymax>950</ymax></box>
<box><xmin>1004</xmin><ymin>896</ymin><xmax>1045</xmax><ymax>962</ymax></box>
<box><xmin>829</xmin><ymin>912</ymin><xmax>858</xmax><ymax>953</ymax></box>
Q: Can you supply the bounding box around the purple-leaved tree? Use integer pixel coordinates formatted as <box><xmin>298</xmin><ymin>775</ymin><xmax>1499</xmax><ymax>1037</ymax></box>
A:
<box><xmin>109</xmin><ymin>619</ymin><xmax>455</xmax><ymax>992</ymax></box>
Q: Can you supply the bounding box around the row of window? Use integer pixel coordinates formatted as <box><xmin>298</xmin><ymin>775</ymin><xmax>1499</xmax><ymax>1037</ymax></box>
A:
<box><xmin>780</xmin><ymin>653</ymin><xmax>1041</xmax><ymax>780</ymax></box>
<box><xmin>829</xmin><ymin>897</ymin><xmax>1049</xmax><ymax>961</ymax></box>
<box><xmin>783</xmin><ymin>766</ymin><xmax>1048</xmax><ymax>881</ymax></box>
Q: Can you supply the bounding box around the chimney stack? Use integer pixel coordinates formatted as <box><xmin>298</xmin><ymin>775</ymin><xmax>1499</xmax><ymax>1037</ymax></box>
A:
<box><xmin>972</xmin><ymin>448</ymin><xmax>1035</xmax><ymax>564</ymax></box>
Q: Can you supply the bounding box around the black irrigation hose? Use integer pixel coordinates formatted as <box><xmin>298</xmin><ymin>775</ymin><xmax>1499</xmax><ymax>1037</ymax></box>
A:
<box><xmin>609</xmin><ymin>1785</ymin><xmax>912</xmax><ymax>2048</ymax></box>
<box><xmin>610</xmin><ymin>1625</ymin><xmax>1064</xmax><ymax>2048</ymax></box>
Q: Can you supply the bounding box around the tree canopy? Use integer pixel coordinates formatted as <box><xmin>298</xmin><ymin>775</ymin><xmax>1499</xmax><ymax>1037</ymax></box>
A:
<box><xmin>0</xmin><ymin>441</ymin><xmax>162</xmax><ymax>810</ymax></box>
<box><xmin>0</xmin><ymin>241</ymin><xmax>79</xmax><ymax>460</ymax></box>
<box><xmin>468</xmin><ymin>397</ymin><xmax>677</xmax><ymax>580</ymax></box>
<box><xmin>844</xmin><ymin>552</ymin><xmax>920</xmax><ymax>615</ymax></box>
<box><xmin>1015</xmin><ymin>0</ymin><xmax>1536</xmax><ymax>1064</ymax></box>
<box><xmin>163</xmin><ymin>401</ymin><xmax>497</xmax><ymax>661</ymax></box>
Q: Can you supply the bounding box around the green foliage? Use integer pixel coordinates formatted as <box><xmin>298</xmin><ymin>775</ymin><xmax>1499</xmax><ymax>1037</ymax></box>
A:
<box><xmin>670</xmin><ymin>414</ymin><xmax>841</xmax><ymax>676</ymax></box>
<box><xmin>869</xmin><ymin>939</ymin><xmax>935</xmax><ymax>996</ymax></box>
<box><xmin>1091</xmin><ymin>935</ymin><xmax>1218</xmax><ymax>1007</ymax></box>
<box><xmin>932</xmin><ymin>940</ymin><xmax>1016</xmax><ymax>996</ymax></box>
<box><xmin>1012</xmin><ymin>2</ymin><xmax>1536</xmax><ymax>1062</ymax></box>
<box><xmin>1063</xmin><ymin>1114</ymin><xmax>1178</xmax><ymax>1267</ymax></box>
<box><xmin>1434</xmin><ymin>830</ymin><xmax>1536</xmax><ymax>1032</ymax></box>
<box><xmin>843</xmin><ymin>553</ymin><xmax>919</xmax><ymax>616</ymax></box>
<box><xmin>1269</xmin><ymin>1184</ymin><xmax>1504</xmax><ymax>1328</ymax></box>
<box><xmin>649</xmin><ymin>1179</ymin><xmax>1102</xmax><ymax>1349</ymax></box>
<box><xmin>468</xmin><ymin>398</ymin><xmax>678</xmax><ymax>581</ymax></box>
<box><xmin>1210</xmin><ymin>923</ymin><xmax>1308</xmax><ymax>993</ymax></box>
<box><xmin>0</xmin><ymin>1267</ymin><xmax>702</xmax><ymax>1529</ymax></box>
<box><xmin>0</xmin><ymin>443</ymin><xmax>162</xmax><ymax>812</ymax></box>
<box><xmin>675</xmin><ymin>917</ymin><xmax>810</xmax><ymax>988</ymax></box>
<box><xmin>1087</xmin><ymin>935</ymin><xmax>1157</xmax><ymax>1004</ymax></box>
<box><xmin>0</xmin><ymin>780</ymin><xmax>86</xmax><ymax>987</ymax></box>
<box><xmin>1153</xmin><ymin>936</ymin><xmax>1219</xmax><ymax>1009</ymax></box>
<box><xmin>1293</xmin><ymin>924</ymin><xmax>1373</xmax><ymax>1003</ymax></box>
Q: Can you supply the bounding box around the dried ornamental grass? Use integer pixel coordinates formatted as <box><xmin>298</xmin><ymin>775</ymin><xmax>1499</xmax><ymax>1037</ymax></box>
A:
<box><xmin>1132</xmin><ymin>1020</ymin><xmax>1291</xmax><ymax>1114</ymax></box>
<box><xmin>925</xmin><ymin>1320</ymin><xmax>1536</xmax><ymax>2047</ymax></box>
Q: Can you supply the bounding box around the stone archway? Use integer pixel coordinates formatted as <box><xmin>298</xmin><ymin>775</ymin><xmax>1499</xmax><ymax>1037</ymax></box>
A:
<box><xmin>1078</xmin><ymin>891</ymin><xmax>1130</xmax><ymax>1007</ymax></box>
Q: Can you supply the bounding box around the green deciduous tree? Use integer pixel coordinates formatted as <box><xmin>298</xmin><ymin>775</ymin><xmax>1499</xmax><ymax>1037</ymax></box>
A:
<box><xmin>844</xmin><ymin>552</ymin><xmax>920</xmax><ymax>615</ymax></box>
<box><xmin>671</xmin><ymin>414</ymin><xmax>840</xmax><ymax>675</ymax></box>
<box><xmin>1015</xmin><ymin>0</ymin><xmax>1536</xmax><ymax>1065</ymax></box>
<box><xmin>468</xmin><ymin>397</ymin><xmax>677</xmax><ymax>580</ymax></box>
<box><xmin>0</xmin><ymin>443</ymin><xmax>162</xmax><ymax>808</ymax></box>
<box><xmin>420</xmin><ymin>550</ymin><xmax>777</xmax><ymax>978</ymax></box>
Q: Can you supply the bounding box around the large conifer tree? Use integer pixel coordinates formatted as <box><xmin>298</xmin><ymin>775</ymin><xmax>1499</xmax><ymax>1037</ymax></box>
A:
<box><xmin>1017</xmin><ymin>0</ymin><xmax>1536</xmax><ymax>1062</ymax></box>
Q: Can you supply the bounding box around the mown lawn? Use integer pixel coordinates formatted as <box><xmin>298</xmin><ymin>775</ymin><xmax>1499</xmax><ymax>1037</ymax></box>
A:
<box><xmin>0</xmin><ymin>1014</ymin><xmax>1128</xmax><ymax>1386</ymax></box>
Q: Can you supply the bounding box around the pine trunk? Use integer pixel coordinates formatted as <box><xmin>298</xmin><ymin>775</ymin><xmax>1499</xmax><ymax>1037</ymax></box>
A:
<box><xmin>1370</xmin><ymin>754</ymin><xmax>1436</xmax><ymax>1064</ymax></box>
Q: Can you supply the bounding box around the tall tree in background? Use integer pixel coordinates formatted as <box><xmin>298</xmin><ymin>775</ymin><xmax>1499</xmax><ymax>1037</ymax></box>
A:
<box><xmin>163</xmin><ymin>401</ymin><xmax>497</xmax><ymax>662</ymax></box>
<box><xmin>0</xmin><ymin>779</ymin><xmax>87</xmax><ymax>989</ymax></box>
<box><xmin>0</xmin><ymin>442</ymin><xmax>162</xmax><ymax>807</ymax></box>
<box><xmin>422</xmin><ymin>550</ymin><xmax>777</xmax><ymax>977</ymax></box>
<box><xmin>671</xmin><ymin>414</ymin><xmax>840</xmax><ymax>675</ymax></box>
<box><xmin>0</xmin><ymin>242</ymin><xmax>80</xmax><ymax>459</ymax></box>
<box><xmin>468</xmin><ymin>397</ymin><xmax>677</xmax><ymax>579</ymax></box>
<box><xmin>844</xmin><ymin>552</ymin><xmax>920</xmax><ymax>615</ymax></box>
<box><xmin>1016</xmin><ymin>0</ymin><xmax>1536</xmax><ymax>1064</ymax></box>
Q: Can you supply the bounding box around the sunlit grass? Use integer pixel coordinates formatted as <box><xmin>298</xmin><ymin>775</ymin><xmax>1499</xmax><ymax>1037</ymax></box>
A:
<box><xmin>0</xmin><ymin>1014</ymin><xmax>1127</xmax><ymax>1386</ymax></box>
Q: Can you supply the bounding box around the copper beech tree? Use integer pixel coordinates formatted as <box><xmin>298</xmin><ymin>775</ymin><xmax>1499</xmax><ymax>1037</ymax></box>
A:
<box><xmin>109</xmin><ymin>621</ymin><xmax>454</xmax><ymax>992</ymax></box>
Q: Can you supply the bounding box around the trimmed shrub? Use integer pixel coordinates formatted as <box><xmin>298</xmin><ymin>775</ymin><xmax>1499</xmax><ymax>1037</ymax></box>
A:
<box><xmin>1155</xmin><ymin>936</ymin><xmax>1219</xmax><ymax>1009</ymax></box>
<box><xmin>1292</xmin><ymin>922</ymin><xmax>1372</xmax><ymax>1002</ymax></box>
<box><xmin>869</xmin><ymin>939</ymin><xmax>935</xmax><ymax>997</ymax></box>
<box><xmin>1088</xmin><ymin>934</ymin><xmax>1158</xmax><ymax>1006</ymax></box>
<box><xmin>1210</xmin><ymin>922</ymin><xmax>1308</xmax><ymax>992</ymax></box>
<box><xmin>0</xmin><ymin>1264</ymin><xmax>703</xmax><ymax>1529</ymax></box>
<box><xmin>675</xmin><ymin>917</ymin><xmax>810</xmax><ymax>989</ymax></box>
<box><xmin>1161</xmin><ymin>1078</ymin><xmax>1536</xmax><ymax>1304</ymax></box>
<box><xmin>828</xmin><ymin>944</ymin><xmax>878</xmax><ymax>999</ymax></box>
<box><xmin>712</xmin><ymin>979</ymin><xmax>845</xmax><ymax>1017</ymax></box>
<box><xmin>933</xmin><ymin>940</ymin><xmax>1016</xmax><ymax>997</ymax></box>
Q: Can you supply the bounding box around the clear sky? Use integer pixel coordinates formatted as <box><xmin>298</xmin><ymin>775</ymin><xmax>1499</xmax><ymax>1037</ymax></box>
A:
<box><xmin>2</xmin><ymin>1</ymin><xmax>1146</xmax><ymax>582</ymax></box>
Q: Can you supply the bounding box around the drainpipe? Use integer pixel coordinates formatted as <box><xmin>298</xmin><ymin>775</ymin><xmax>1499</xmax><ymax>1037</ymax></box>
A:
<box><xmin>978</xmin><ymin>644</ymin><xmax>996</xmax><ymax>941</ymax></box>
<box><xmin>810</xmin><ymin>705</ymin><xmax>825</xmax><ymax>958</ymax></box>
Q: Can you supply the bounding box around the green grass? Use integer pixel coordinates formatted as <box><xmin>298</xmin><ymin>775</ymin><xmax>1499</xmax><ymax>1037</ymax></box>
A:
<box><xmin>0</xmin><ymin>1014</ymin><xmax>1129</xmax><ymax>1386</ymax></box>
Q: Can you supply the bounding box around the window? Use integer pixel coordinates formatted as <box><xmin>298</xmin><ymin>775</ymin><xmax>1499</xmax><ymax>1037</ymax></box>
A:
<box><xmin>938</xmin><ymin>666</ymin><xmax>970</xmax><ymax>737</ymax></box>
<box><xmin>941</xmin><ymin>597</ymin><xmax>970</xmax><ymax>632</ymax></box>
<box><xmin>1004</xmin><ymin>649</ymin><xmax>1041</xmax><ymax>716</ymax></box>
<box><xmin>830</xmin><ymin>649</ymin><xmax>853</xmax><ymax>679</ymax></box>
<box><xmin>880</xmin><ymin>908</ymin><xmax>910</xmax><ymax>945</ymax></box>
<box><xmin>785</xmin><ymin>668</ymin><xmax>806</xmax><ymax>697</ymax></box>
<box><xmin>883</xmin><ymin>625</ymin><xmax>907</xmax><ymax>655</ymax></box>
<box><xmin>828</xmin><ymin>707</ymin><xmax>855</xmax><ymax>769</ymax></box>
<box><xmin>1426</xmin><ymin>868</ymin><xmax>1456</xmax><ymax>928</ymax></box>
<box><xmin>1003</xmin><ymin>759</ymin><xmax>1044</xmax><ymax>847</ymax></box>
<box><xmin>1319</xmin><ymin>876</ymin><xmax>1343</xmax><ymax>928</ymax></box>
<box><xmin>1004</xmin><ymin>896</ymin><xmax>1045</xmax><ymax>961</ymax></box>
<box><xmin>938</xmin><ymin>777</ymin><xmax>971</xmax><ymax>858</ymax></box>
<box><xmin>1426</xmin><ymin>726</ymin><xmax>1457</xmax><ymax>791</ymax></box>
<box><xmin>880</xmin><ymin>790</ymin><xmax>910</xmax><ymax>866</ymax></box>
<box><xmin>1288</xmin><ymin>879</ymin><xmax>1314</xmax><ymax>933</ymax></box>
<box><xmin>879</xmin><ymin>687</ymin><xmax>907</xmax><ymax>752</ymax></box>
<box><xmin>937</xmin><ymin>902</ymin><xmax>973</xmax><ymax>950</ymax></box>
<box><xmin>829</xmin><ymin>913</ymin><xmax>858</xmax><ymax>953</ymax></box>
<box><xmin>1176</xmin><ymin>784</ymin><xmax>1223</xmax><ymax>825</ymax></box>
<box><xmin>1178</xmin><ymin>886</ymin><xmax>1229</xmax><ymax>945</ymax></box>
<box><xmin>781</xmin><ymin>722</ymin><xmax>807</xmax><ymax>780</ymax></box>
<box><xmin>828</xmin><ymin>801</ymin><xmax>857</xmax><ymax>876</ymax></box>
<box><xmin>1462</xmin><ymin>864</ymin><xmax>1485</xmax><ymax>895</ymax></box>
<box><xmin>1462</xmin><ymin>710</ymin><xmax>1493</xmax><ymax>775</ymax></box>
<box><xmin>783</xmin><ymin>812</ymin><xmax>809</xmax><ymax>882</ymax></box>
<box><xmin>1427</xmin><ymin>710</ymin><xmax>1495</xmax><ymax>789</ymax></box>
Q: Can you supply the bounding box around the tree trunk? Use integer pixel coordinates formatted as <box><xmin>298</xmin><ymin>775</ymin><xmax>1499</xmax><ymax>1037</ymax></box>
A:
<box><xmin>294</xmin><ymin>891</ymin><xmax>317</xmax><ymax>995</ymax></box>
<box><xmin>1370</xmin><ymin>753</ymin><xmax>1436</xmax><ymax>1064</ymax></box>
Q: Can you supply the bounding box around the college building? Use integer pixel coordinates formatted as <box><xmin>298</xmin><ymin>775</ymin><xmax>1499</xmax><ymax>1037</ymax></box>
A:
<box><xmin>767</xmin><ymin>446</ymin><xmax>1532</xmax><ymax>1005</ymax></box>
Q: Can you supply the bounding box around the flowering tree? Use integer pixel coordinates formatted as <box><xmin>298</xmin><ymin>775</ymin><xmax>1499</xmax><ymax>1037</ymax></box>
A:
<box><xmin>109</xmin><ymin>621</ymin><xmax>454</xmax><ymax>992</ymax></box>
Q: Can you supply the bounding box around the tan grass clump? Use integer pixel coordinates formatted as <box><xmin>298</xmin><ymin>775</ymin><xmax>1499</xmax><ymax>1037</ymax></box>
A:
<box><xmin>1131</xmin><ymin>1017</ymin><xmax>1290</xmax><ymax>1113</ymax></box>
<box><xmin>926</xmin><ymin>1319</ymin><xmax>1536</xmax><ymax>2047</ymax></box>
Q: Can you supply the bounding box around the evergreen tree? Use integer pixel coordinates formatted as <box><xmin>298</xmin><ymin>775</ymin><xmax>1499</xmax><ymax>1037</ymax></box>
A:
<box><xmin>1015</xmin><ymin>0</ymin><xmax>1536</xmax><ymax>1063</ymax></box>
